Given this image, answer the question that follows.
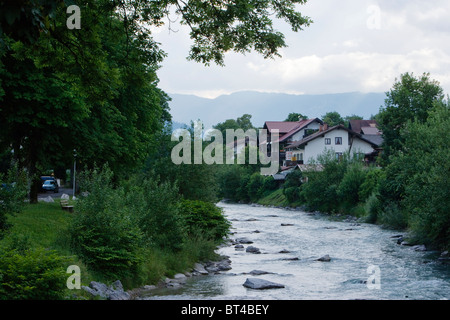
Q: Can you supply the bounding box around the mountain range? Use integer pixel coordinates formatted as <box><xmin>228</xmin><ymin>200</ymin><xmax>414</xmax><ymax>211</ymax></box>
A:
<box><xmin>167</xmin><ymin>91</ymin><xmax>387</xmax><ymax>129</ymax></box>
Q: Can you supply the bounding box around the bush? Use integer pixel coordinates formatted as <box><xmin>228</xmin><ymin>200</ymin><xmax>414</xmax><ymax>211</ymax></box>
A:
<box><xmin>378</xmin><ymin>201</ymin><xmax>408</xmax><ymax>230</ymax></box>
<box><xmin>358</xmin><ymin>168</ymin><xmax>384</xmax><ymax>202</ymax></box>
<box><xmin>283</xmin><ymin>170</ymin><xmax>302</xmax><ymax>203</ymax></box>
<box><xmin>70</xmin><ymin>166</ymin><xmax>144</xmax><ymax>279</ymax></box>
<box><xmin>247</xmin><ymin>172</ymin><xmax>264</xmax><ymax>202</ymax></box>
<box><xmin>363</xmin><ymin>192</ymin><xmax>382</xmax><ymax>224</ymax></box>
<box><xmin>178</xmin><ymin>199</ymin><xmax>230</xmax><ymax>241</ymax></box>
<box><xmin>0</xmin><ymin>247</ymin><xmax>67</xmax><ymax>300</ymax></box>
<box><xmin>337</xmin><ymin>163</ymin><xmax>367</xmax><ymax>209</ymax></box>
<box><xmin>131</xmin><ymin>178</ymin><xmax>186</xmax><ymax>251</ymax></box>
<box><xmin>0</xmin><ymin>164</ymin><xmax>28</xmax><ymax>236</ymax></box>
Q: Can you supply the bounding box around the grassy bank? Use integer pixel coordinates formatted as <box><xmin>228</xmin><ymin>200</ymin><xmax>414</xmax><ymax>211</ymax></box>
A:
<box><xmin>0</xmin><ymin>200</ymin><xmax>222</xmax><ymax>298</ymax></box>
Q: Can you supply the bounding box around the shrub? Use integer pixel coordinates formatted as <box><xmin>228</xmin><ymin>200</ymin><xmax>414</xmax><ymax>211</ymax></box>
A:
<box><xmin>363</xmin><ymin>192</ymin><xmax>382</xmax><ymax>224</ymax></box>
<box><xmin>0</xmin><ymin>247</ymin><xmax>67</xmax><ymax>300</ymax></box>
<box><xmin>178</xmin><ymin>199</ymin><xmax>230</xmax><ymax>241</ymax></box>
<box><xmin>132</xmin><ymin>178</ymin><xmax>186</xmax><ymax>251</ymax></box>
<box><xmin>358</xmin><ymin>168</ymin><xmax>384</xmax><ymax>202</ymax></box>
<box><xmin>283</xmin><ymin>170</ymin><xmax>302</xmax><ymax>203</ymax></box>
<box><xmin>70</xmin><ymin>166</ymin><xmax>144</xmax><ymax>279</ymax></box>
<box><xmin>0</xmin><ymin>164</ymin><xmax>28</xmax><ymax>236</ymax></box>
<box><xmin>377</xmin><ymin>201</ymin><xmax>408</xmax><ymax>230</ymax></box>
<box><xmin>337</xmin><ymin>163</ymin><xmax>367</xmax><ymax>209</ymax></box>
<box><xmin>247</xmin><ymin>172</ymin><xmax>264</xmax><ymax>202</ymax></box>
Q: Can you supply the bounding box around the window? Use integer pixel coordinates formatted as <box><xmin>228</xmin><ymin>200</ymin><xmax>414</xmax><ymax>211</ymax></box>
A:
<box><xmin>335</xmin><ymin>137</ymin><xmax>342</xmax><ymax>145</ymax></box>
<box><xmin>335</xmin><ymin>152</ymin><xmax>343</xmax><ymax>161</ymax></box>
<box><xmin>325</xmin><ymin>138</ymin><xmax>331</xmax><ymax>145</ymax></box>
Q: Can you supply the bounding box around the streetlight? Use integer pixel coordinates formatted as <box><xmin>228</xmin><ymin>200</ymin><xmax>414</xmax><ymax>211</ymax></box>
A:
<box><xmin>73</xmin><ymin>149</ymin><xmax>77</xmax><ymax>198</ymax></box>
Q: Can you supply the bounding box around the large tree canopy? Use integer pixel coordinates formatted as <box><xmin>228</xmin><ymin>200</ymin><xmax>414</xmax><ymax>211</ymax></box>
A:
<box><xmin>1</xmin><ymin>0</ymin><xmax>312</xmax><ymax>65</ymax></box>
<box><xmin>378</xmin><ymin>72</ymin><xmax>444</xmax><ymax>163</ymax></box>
<box><xmin>0</xmin><ymin>0</ymin><xmax>312</xmax><ymax>203</ymax></box>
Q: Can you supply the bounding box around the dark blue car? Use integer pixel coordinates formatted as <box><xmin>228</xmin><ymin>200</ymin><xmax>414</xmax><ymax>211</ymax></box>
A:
<box><xmin>42</xmin><ymin>179</ymin><xmax>59</xmax><ymax>193</ymax></box>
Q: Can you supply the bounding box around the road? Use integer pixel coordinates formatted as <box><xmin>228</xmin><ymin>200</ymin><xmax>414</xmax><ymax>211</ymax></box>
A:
<box><xmin>38</xmin><ymin>187</ymin><xmax>74</xmax><ymax>200</ymax></box>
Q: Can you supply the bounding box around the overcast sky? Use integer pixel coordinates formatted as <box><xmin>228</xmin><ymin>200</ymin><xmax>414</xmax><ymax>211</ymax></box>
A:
<box><xmin>152</xmin><ymin>0</ymin><xmax>450</xmax><ymax>99</ymax></box>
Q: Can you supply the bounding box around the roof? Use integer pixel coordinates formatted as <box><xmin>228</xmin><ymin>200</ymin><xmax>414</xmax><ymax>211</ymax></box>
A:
<box><xmin>285</xmin><ymin>124</ymin><xmax>381</xmax><ymax>149</ymax></box>
<box><xmin>348</xmin><ymin>120</ymin><xmax>379</xmax><ymax>134</ymax></box>
<box><xmin>360</xmin><ymin>126</ymin><xmax>380</xmax><ymax>135</ymax></box>
<box><xmin>361</xmin><ymin>134</ymin><xmax>384</xmax><ymax>147</ymax></box>
<box><xmin>263</xmin><ymin>118</ymin><xmax>323</xmax><ymax>142</ymax></box>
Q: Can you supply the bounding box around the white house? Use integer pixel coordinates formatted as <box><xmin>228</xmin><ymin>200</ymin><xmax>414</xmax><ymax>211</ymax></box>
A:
<box><xmin>284</xmin><ymin>124</ymin><xmax>381</xmax><ymax>165</ymax></box>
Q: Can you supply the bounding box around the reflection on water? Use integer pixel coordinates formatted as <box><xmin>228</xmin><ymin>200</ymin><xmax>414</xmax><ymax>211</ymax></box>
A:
<box><xmin>141</xmin><ymin>202</ymin><xmax>450</xmax><ymax>300</ymax></box>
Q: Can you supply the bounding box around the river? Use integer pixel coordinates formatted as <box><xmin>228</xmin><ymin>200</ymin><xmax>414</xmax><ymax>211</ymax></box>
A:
<box><xmin>141</xmin><ymin>202</ymin><xmax>450</xmax><ymax>300</ymax></box>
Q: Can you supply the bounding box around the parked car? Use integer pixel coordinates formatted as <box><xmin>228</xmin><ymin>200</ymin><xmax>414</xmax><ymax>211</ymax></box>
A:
<box><xmin>42</xmin><ymin>179</ymin><xmax>59</xmax><ymax>193</ymax></box>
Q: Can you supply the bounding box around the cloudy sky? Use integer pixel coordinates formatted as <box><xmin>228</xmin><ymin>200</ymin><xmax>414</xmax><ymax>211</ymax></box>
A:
<box><xmin>152</xmin><ymin>0</ymin><xmax>450</xmax><ymax>99</ymax></box>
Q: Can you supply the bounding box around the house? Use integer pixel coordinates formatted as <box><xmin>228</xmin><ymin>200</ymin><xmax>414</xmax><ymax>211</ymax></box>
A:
<box><xmin>284</xmin><ymin>124</ymin><xmax>382</xmax><ymax>166</ymax></box>
<box><xmin>348</xmin><ymin>120</ymin><xmax>383</xmax><ymax>162</ymax></box>
<box><xmin>262</xmin><ymin>118</ymin><xmax>323</xmax><ymax>163</ymax></box>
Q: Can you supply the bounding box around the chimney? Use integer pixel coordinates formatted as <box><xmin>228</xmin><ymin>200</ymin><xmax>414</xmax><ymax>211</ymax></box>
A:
<box><xmin>323</xmin><ymin>123</ymin><xmax>328</xmax><ymax>131</ymax></box>
<box><xmin>319</xmin><ymin>125</ymin><xmax>323</xmax><ymax>132</ymax></box>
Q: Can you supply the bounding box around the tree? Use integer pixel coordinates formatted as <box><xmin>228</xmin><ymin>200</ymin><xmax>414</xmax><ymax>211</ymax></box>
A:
<box><xmin>213</xmin><ymin>114</ymin><xmax>255</xmax><ymax>138</ymax></box>
<box><xmin>395</xmin><ymin>101</ymin><xmax>450</xmax><ymax>248</ymax></box>
<box><xmin>344</xmin><ymin>114</ymin><xmax>363</xmax><ymax>127</ymax></box>
<box><xmin>1</xmin><ymin>0</ymin><xmax>313</xmax><ymax>66</ymax></box>
<box><xmin>378</xmin><ymin>72</ymin><xmax>444</xmax><ymax>163</ymax></box>
<box><xmin>285</xmin><ymin>112</ymin><xmax>308</xmax><ymax>122</ymax></box>
<box><xmin>1</xmin><ymin>0</ymin><xmax>314</xmax><ymax>202</ymax></box>
<box><xmin>322</xmin><ymin>111</ymin><xmax>344</xmax><ymax>127</ymax></box>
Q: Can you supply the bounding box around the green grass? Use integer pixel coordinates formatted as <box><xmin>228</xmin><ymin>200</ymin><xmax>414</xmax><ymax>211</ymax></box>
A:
<box><xmin>1</xmin><ymin>201</ymin><xmax>225</xmax><ymax>292</ymax></box>
<box><xmin>256</xmin><ymin>189</ymin><xmax>290</xmax><ymax>207</ymax></box>
<box><xmin>3</xmin><ymin>202</ymin><xmax>72</xmax><ymax>250</ymax></box>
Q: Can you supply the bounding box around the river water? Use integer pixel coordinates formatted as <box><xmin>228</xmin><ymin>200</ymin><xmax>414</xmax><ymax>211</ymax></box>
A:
<box><xmin>142</xmin><ymin>202</ymin><xmax>450</xmax><ymax>300</ymax></box>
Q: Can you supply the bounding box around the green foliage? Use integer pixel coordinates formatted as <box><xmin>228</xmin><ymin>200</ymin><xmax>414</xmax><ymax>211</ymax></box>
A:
<box><xmin>285</xmin><ymin>112</ymin><xmax>308</xmax><ymax>122</ymax></box>
<box><xmin>397</xmin><ymin>101</ymin><xmax>450</xmax><ymax>247</ymax></box>
<box><xmin>129</xmin><ymin>177</ymin><xmax>186</xmax><ymax>252</ymax></box>
<box><xmin>321</xmin><ymin>111</ymin><xmax>344</xmax><ymax>126</ymax></box>
<box><xmin>213</xmin><ymin>114</ymin><xmax>255</xmax><ymax>138</ymax></box>
<box><xmin>282</xmin><ymin>170</ymin><xmax>303</xmax><ymax>203</ymax></box>
<box><xmin>0</xmin><ymin>164</ymin><xmax>28</xmax><ymax>236</ymax></box>
<box><xmin>300</xmin><ymin>150</ymin><xmax>350</xmax><ymax>212</ymax></box>
<box><xmin>179</xmin><ymin>199</ymin><xmax>230</xmax><ymax>241</ymax></box>
<box><xmin>0</xmin><ymin>247</ymin><xmax>67</xmax><ymax>300</ymax></box>
<box><xmin>336</xmin><ymin>163</ymin><xmax>367</xmax><ymax>209</ymax></box>
<box><xmin>378</xmin><ymin>72</ymin><xmax>444</xmax><ymax>163</ymax></box>
<box><xmin>377</xmin><ymin>201</ymin><xmax>408</xmax><ymax>230</ymax></box>
<box><xmin>70</xmin><ymin>166</ymin><xmax>144</xmax><ymax>279</ymax></box>
<box><xmin>358</xmin><ymin>168</ymin><xmax>384</xmax><ymax>202</ymax></box>
<box><xmin>247</xmin><ymin>172</ymin><xmax>264</xmax><ymax>202</ymax></box>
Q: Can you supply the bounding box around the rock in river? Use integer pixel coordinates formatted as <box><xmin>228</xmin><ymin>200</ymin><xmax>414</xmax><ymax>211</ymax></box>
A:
<box><xmin>246</xmin><ymin>246</ymin><xmax>261</xmax><ymax>254</ymax></box>
<box><xmin>316</xmin><ymin>254</ymin><xmax>331</xmax><ymax>262</ymax></box>
<box><xmin>243</xmin><ymin>278</ymin><xmax>285</xmax><ymax>290</ymax></box>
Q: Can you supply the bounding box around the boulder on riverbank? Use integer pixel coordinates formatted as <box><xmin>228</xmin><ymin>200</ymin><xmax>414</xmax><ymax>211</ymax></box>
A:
<box><xmin>82</xmin><ymin>280</ymin><xmax>130</xmax><ymax>300</ymax></box>
<box><xmin>243</xmin><ymin>278</ymin><xmax>285</xmax><ymax>289</ymax></box>
<box><xmin>235</xmin><ymin>237</ymin><xmax>254</xmax><ymax>244</ymax></box>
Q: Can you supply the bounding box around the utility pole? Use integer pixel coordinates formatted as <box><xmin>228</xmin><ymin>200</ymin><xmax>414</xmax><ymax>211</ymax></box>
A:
<box><xmin>73</xmin><ymin>149</ymin><xmax>77</xmax><ymax>198</ymax></box>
